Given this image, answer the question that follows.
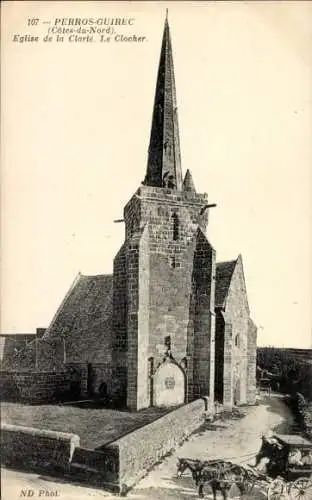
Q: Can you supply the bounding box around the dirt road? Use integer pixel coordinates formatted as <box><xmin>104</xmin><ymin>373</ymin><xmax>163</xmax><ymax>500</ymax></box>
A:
<box><xmin>1</xmin><ymin>395</ymin><xmax>294</xmax><ymax>500</ymax></box>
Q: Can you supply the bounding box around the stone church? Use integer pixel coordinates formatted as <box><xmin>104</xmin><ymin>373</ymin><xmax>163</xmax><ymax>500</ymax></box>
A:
<box><xmin>7</xmin><ymin>17</ymin><xmax>257</xmax><ymax>411</ymax></box>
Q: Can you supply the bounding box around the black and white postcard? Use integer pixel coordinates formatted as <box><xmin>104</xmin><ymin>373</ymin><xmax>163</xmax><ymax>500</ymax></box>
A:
<box><xmin>1</xmin><ymin>2</ymin><xmax>312</xmax><ymax>499</ymax></box>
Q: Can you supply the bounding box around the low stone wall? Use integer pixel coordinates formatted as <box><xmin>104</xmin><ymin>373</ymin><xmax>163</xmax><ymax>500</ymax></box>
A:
<box><xmin>1</xmin><ymin>423</ymin><xmax>80</xmax><ymax>473</ymax></box>
<box><xmin>70</xmin><ymin>446</ymin><xmax>119</xmax><ymax>492</ymax></box>
<box><xmin>1</xmin><ymin>400</ymin><xmax>206</xmax><ymax>493</ymax></box>
<box><xmin>0</xmin><ymin>370</ymin><xmax>72</xmax><ymax>403</ymax></box>
<box><xmin>107</xmin><ymin>398</ymin><xmax>206</xmax><ymax>492</ymax></box>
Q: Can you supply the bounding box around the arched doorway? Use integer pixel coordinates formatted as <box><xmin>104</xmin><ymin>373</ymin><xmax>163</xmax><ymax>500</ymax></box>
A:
<box><xmin>153</xmin><ymin>360</ymin><xmax>185</xmax><ymax>407</ymax></box>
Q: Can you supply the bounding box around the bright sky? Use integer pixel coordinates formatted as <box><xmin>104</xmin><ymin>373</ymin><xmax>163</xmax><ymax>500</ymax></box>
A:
<box><xmin>1</xmin><ymin>1</ymin><xmax>312</xmax><ymax>348</ymax></box>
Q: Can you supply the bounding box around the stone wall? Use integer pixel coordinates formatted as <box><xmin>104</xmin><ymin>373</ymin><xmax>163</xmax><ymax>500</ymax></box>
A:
<box><xmin>70</xmin><ymin>446</ymin><xmax>119</xmax><ymax>492</ymax></box>
<box><xmin>126</xmin><ymin>225</ymin><xmax>150</xmax><ymax>409</ymax></box>
<box><xmin>112</xmin><ymin>244</ymin><xmax>128</xmax><ymax>403</ymax></box>
<box><xmin>223</xmin><ymin>322</ymin><xmax>233</xmax><ymax>408</ymax></box>
<box><xmin>107</xmin><ymin>398</ymin><xmax>206</xmax><ymax>492</ymax></box>
<box><xmin>221</xmin><ymin>256</ymin><xmax>256</xmax><ymax>409</ymax></box>
<box><xmin>2</xmin><ymin>400</ymin><xmax>208</xmax><ymax>494</ymax></box>
<box><xmin>1</xmin><ymin>399</ymin><xmax>208</xmax><ymax>494</ymax></box>
<box><xmin>113</xmin><ymin>245</ymin><xmax>127</xmax><ymax>353</ymax></box>
<box><xmin>222</xmin><ymin>257</ymin><xmax>250</xmax><ymax>408</ymax></box>
<box><xmin>1</xmin><ymin>423</ymin><xmax>80</xmax><ymax>472</ymax></box>
<box><xmin>192</xmin><ymin>230</ymin><xmax>216</xmax><ymax>403</ymax></box>
<box><xmin>136</xmin><ymin>225</ymin><xmax>150</xmax><ymax>408</ymax></box>
<box><xmin>0</xmin><ymin>334</ymin><xmax>36</xmax><ymax>367</ymax></box>
<box><xmin>0</xmin><ymin>370</ymin><xmax>72</xmax><ymax>403</ymax></box>
<box><xmin>115</xmin><ymin>183</ymin><xmax>215</xmax><ymax>409</ymax></box>
<box><xmin>65</xmin><ymin>362</ymin><xmax>112</xmax><ymax>397</ymax></box>
<box><xmin>247</xmin><ymin>318</ymin><xmax>257</xmax><ymax>404</ymax></box>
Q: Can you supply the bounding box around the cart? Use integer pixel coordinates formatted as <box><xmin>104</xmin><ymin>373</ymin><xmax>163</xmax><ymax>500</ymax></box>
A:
<box><xmin>263</xmin><ymin>434</ymin><xmax>312</xmax><ymax>500</ymax></box>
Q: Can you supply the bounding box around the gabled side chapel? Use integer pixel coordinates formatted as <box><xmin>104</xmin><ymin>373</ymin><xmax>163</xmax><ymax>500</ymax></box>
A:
<box><xmin>9</xmin><ymin>16</ymin><xmax>257</xmax><ymax>411</ymax></box>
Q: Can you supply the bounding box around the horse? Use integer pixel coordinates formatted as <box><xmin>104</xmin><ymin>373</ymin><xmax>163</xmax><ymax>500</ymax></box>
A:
<box><xmin>176</xmin><ymin>458</ymin><xmax>233</xmax><ymax>479</ymax></box>
<box><xmin>196</xmin><ymin>462</ymin><xmax>236</xmax><ymax>500</ymax></box>
<box><xmin>177</xmin><ymin>458</ymin><xmax>259</xmax><ymax>499</ymax></box>
<box><xmin>196</xmin><ymin>461</ymin><xmax>260</xmax><ymax>500</ymax></box>
<box><xmin>176</xmin><ymin>458</ymin><xmax>203</xmax><ymax>480</ymax></box>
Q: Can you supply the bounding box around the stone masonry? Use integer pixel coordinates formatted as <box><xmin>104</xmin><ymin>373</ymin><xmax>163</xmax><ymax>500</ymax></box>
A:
<box><xmin>5</xmin><ymin>15</ymin><xmax>257</xmax><ymax>412</ymax></box>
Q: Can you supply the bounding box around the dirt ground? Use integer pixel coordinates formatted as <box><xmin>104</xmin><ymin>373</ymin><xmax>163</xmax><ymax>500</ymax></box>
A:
<box><xmin>1</xmin><ymin>395</ymin><xmax>295</xmax><ymax>500</ymax></box>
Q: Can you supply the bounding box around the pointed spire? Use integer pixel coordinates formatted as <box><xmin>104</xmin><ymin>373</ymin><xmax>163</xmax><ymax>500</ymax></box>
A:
<box><xmin>183</xmin><ymin>169</ymin><xmax>196</xmax><ymax>192</ymax></box>
<box><xmin>144</xmin><ymin>13</ymin><xmax>183</xmax><ymax>190</ymax></box>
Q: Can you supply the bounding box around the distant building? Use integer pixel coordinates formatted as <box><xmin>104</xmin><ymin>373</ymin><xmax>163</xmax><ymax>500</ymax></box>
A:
<box><xmin>7</xmin><ymin>16</ymin><xmax>257</xmax><ymax>410</ymax></box>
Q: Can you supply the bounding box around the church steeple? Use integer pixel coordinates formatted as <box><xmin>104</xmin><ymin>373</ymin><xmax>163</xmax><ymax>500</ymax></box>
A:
<box><xmin>144</xmin><ymin>12</ymin><xmax>183</xmax><ymax>190</ymax></box>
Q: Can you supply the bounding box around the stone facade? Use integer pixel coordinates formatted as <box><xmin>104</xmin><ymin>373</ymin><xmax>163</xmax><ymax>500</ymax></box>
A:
<box><xmin>5</xmin><ymin>16</ymin><xmax>257</xmax><ymax>412</ymax></box>
<box><xmin>112</xmin><ymin>184</ymin><xmax>215</xmax><ymax>409</ymax></box>
<box><xmin>215</xmin><ymin>256</ymin><xmax>256</xmax><ymax>408</ymax></box>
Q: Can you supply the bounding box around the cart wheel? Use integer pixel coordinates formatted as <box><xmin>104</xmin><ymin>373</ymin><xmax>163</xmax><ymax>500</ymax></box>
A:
<box><xmin>267</xmin><ymin>478</ymin><xmax>287</xmax><ymax>500</ymax></box>
<box><xmin>289</xmin><ymin>478</ymin><xmax>312</xmax><ymax>500</ymax></box>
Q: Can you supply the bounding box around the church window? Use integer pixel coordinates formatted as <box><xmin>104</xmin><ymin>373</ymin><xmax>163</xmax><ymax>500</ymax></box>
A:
<box><xmin>172</xmin><ymin>212</ymin><xmax>179</xmax><ymax>240</ymax></box>
<box><xmin>235</xmin><ymin>334</ymin><xmax>240</xmax><ymax>347</ymax></box>
<box><xmin>164</xmin><ymin>335</ymin><xmax>171</xmax><ymax>350</ymax></box>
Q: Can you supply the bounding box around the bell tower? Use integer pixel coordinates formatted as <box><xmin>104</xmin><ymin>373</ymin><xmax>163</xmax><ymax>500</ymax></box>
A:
<box><xmin>112</xmin><ymin>14</ymin><xmax>216</xmax><ymax>410</ymax></box>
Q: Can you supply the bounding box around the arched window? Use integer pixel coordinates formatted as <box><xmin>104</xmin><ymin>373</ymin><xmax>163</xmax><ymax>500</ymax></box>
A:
<box><xmin>235</xmin><ymin>334</ymin><xmax>240</xmax><ymax>347</ymax></box>
<box><xmin>172</xmin><ymin>212</ymin><xmax>179</xmax><ymax>241</ymax></box>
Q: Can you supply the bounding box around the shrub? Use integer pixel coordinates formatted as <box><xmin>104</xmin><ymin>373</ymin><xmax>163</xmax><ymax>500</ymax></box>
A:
<box><xmin>257</xmin><ymin>347</ymin><xmax>312</xmax><ymax>401</ymax></box>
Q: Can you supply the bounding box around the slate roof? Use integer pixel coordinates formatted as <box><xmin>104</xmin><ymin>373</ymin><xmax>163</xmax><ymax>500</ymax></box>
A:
<box><xmin>215</xmin><ymin>259</ymin><xmax>237</xmax><ymax>308</ymax></box>
<box><xmin>44</xmin><ymin>273</ymin><xmax>113</xmax><ymax>340</ymax></box>
<box><xmin>4</xmin><ymin>274</ymin><xmax>114</xmax><ymax>370</ymax></box>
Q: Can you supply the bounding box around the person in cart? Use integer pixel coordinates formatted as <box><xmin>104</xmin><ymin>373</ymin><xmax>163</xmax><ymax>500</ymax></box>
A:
<box><xmin>254</xmin><ymin>430</ymin><xmax>283</xmax><ymax>469</ymax></box>
<box><xmin>288</xmin><ymin>448</ymin><xmax>303</xmax><ymax>466</ymax></box>
<box><xmin>301</xmin><ymin>450</ymin><xmax>312</xmax><ymax>467</ymax></box>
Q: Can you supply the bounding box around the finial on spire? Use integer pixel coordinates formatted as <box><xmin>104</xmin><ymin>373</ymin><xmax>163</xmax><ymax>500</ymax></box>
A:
<box><xmin>144</xmin><ymin>14</ymin><xmax>183</xmax><ymax>190</ymax></box>
<box><xmin>183</xmin><ymin>169</ymin><xmax>196</xmax><ymax>193</ymax></box>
